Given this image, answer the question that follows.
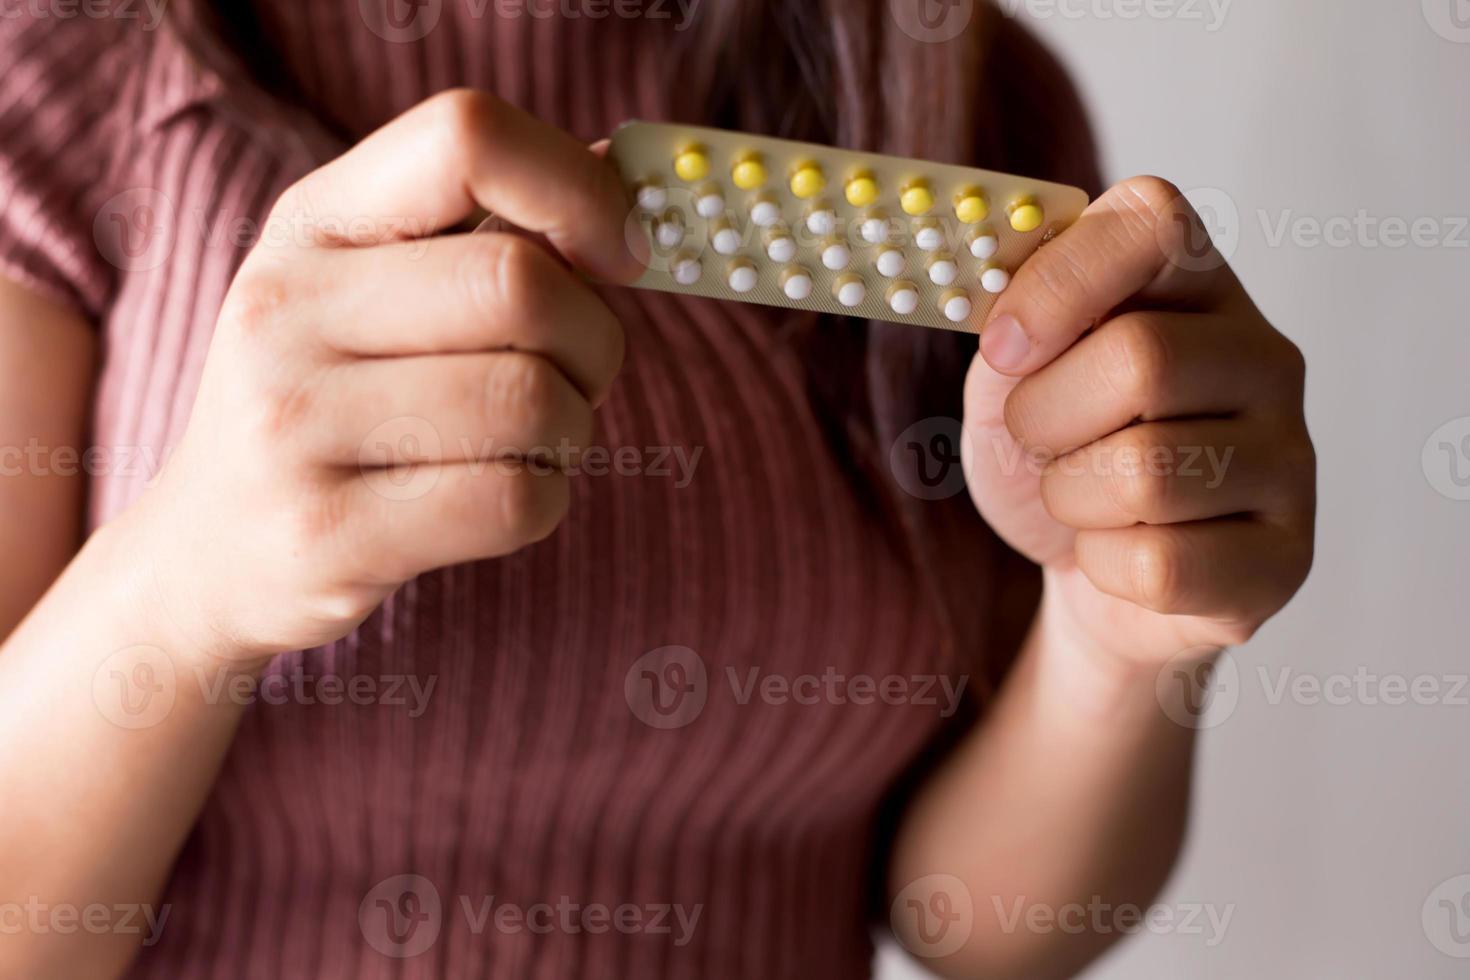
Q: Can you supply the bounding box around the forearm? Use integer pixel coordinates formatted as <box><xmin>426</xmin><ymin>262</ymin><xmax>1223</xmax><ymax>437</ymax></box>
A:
<box><xmin>889</xmin><ymin>575</ymin><xmax>1208</xmax><ymax>979</ymax></box>
<box><xmin>0</xmin><ymin>503</ymin><xmax>258</xmax><ymax>980</ymax></box>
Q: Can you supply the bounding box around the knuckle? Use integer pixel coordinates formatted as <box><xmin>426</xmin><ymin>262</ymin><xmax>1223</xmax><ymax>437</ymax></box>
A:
<box><xmin>1103</xmin><ymin>315</ymin><xmax>1172</xmax><ymax>406</ymax></box>
<box><xmin>257</xmin><ymin>381</ymin><xmax>317</xmax><ymax>439</ymax></box>
<box><xmin>1290</xmin><ymin>533</ymin><xmax>1316</xmax><ymax>592</ymax></box>
<box><xmin>284</xmin><ymin>484</ymin><xmax>353</xmax><ymax>553</ymax></box>
<box><xmin>486</xmin><ymin>235</ymin><xmax>553</xmax><ymax>323</ymax></box>
<box><xmin>511</xmin><ymin>354</ymin><xmax>562</xmax><ymax>416</ymax></box>
<box><xmin>1217</xmin><ymin>620</ymin><xmax>1262</xmax><ymax>647</ymax></box>
<box><xmin>306</xmin><ymin>586</ymin><xmax>378</xmax><ymax>630</ymax></box>
<box><xmin>427</xmin><ymin>88</ymin><xmax>500</xmax><ymax>150</ymax></box>
<box><xmin>1276</xmin><ymin>334</ymin><xmax>1308</xmax><ymax>391</ymax></box>
<box><xmin>1278</xmin><ymin>430</ymin><xmax>1317</xmax><ymax>484</ymax></box>
<box><xmin>1130</xmin><ymin>534</ymin><xmax>1188</xmax><ymax>610</ymax></box>
<box><xmin>226</xmin><ymin>265</ymin><xmax>293</xmax><ymax>338</ymax></box>
<box><xmin>1001</xmin><ymin>385</ymin><xmax>1047</xmax><ymax>450</ymax></box>
<box><xmin>1116</xmin><ymin>175</ymin><xmax>1185</xmax><ymax>222</ymax></box>
<box><xmin>1106</xmin><ymin>176</ymin><xmax>1186</xmax><ymax>254</ymax></box>
<box><xmin>486</xmin><ymin>353</ymin><xmax>561</xmax><ymax>432</ymax></box>
<box><xmin>1113</xmin><ymin>462</ymin><xmax>1172</xmax><ymax>523</ymax></box>
<box><xmin>270</xmin><ymin>176</ymin><xmax>316</xmax><ymax>232</ymax></box>
<box><xmin>453</xmin><ymin>235</ymin><xmax>507</xmax><ymax>322</ymax></box>
<box><xmin>1026</xmin><ymin>237</ymin><xmax>1093</xmax><ymax>321</ymax></box>
<box><xmin>1263</xmin><ymin>439</ymin><xmax>1317</xmax><ymax>526</ymax></box>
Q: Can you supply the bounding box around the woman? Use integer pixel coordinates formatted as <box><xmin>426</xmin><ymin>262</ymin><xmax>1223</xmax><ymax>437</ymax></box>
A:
<box><xmin>0</xmin><ymin>1</ymin><xmax>1315</xmax><ymax>977</ymax></box>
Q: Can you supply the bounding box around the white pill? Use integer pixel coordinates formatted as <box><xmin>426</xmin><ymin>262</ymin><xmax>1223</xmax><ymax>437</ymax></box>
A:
<box><xmin>672</xmin><ymin>256</ymin><xmax>701</xmax><ymax>285</ymax></box>
<box><xmin>696</xmin><ymin>192</ymin><xmax>725</xmax><ymax>219</ymax></box>
<box><xmin>767</xmin><ymin>235</ymin><xmax>796</xmax><ymax>263</ymax></box>
<box><xmin>943</xmin><ymin>293</ymin><xmax>973</xmax><ymax>322</ymax></box>
<box><xmin>861</xmin><ymin>217</ymin><xmax>889</xmax><ymax>244</ymax></box>
<box><xmin>969</xmin><ymin>233</ymin><xmax>999</xmax><ymax>260</ymax></box>
<box><xmin>981</xmin><ymin>265</ymin><xmax>1011</xmax><ymax>293</ymax></box>
<box><xmin>822</xmin><ymin>243</ymin><xmax>851</xmax><ymax>271</ymax></box>
<box><xmin>915</xmin><ymin>226</ymin><xmax>944</xmax><ymax>251</ymax></box>
<box><xmin>783</xmin><ymin>271</ymin><xmax>813</xmax><ymax>300</ymax></box>
<box><xmin>712</xmin><ymin>226</ymin><xmax>741</xmax><ymax>255</ymax></box>
<box><xmin>928</xmin><ymin>259</ymin><xmax>958</xmax><ymax>286</ymax></box>
<box><xmin>655</xmin><ymin>220</ymin><xmax>684</xmax><ymax>249</ymax></box>
<box><xmin>889</xmin><ymin>286</ymin><xmax>919</xmax><ymax>315</ymax></box>
<box><xmin>807</xmin><ymin>209</ymin><xmax>838</xmax><ymax>236</ymax></box>
<box><xmin>728</xmin><ymin>264</ymin><xmax>758</xmax><ymax>293</ymax></box>
<box><xmin>875</xmin><ymin>248</ymin><xmax>904</xmax><ymax>278</ymax></box>
<box><xmin>637</xmin><ymin>185</ymin><xmax>667</xmax><ymax>212</ymax></box>
<box><xmin>750</xmin><ymin>200</ymin><xmax>782</xmax><ymax>227</ymax></box>
<box><xmin>836</xmin><ymin>279</ymin><xmax>866</xmax><ymax>307</ymax></box>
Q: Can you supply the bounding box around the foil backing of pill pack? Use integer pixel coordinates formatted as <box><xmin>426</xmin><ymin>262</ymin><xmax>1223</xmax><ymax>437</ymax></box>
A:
<box><xmin>610</xmin><ymin>121</ymin><xmax>1090</xmax><ymax>334</ymax></box>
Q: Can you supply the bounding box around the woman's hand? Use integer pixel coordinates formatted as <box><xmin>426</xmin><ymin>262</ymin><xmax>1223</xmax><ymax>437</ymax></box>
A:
<box><xmin>964</xmin><ymin>175</ymin><xmax>1316</xmax><ymax>675</ymax></box>
<box><xmin>888</xmin><ymin>179</ymin><xmax>1313</xmax><ymax>978</ymax></box>
<box><xmin>132</xmin><ymin>90</ymin><xmax>641</xmax><ymax>665</ymax></box>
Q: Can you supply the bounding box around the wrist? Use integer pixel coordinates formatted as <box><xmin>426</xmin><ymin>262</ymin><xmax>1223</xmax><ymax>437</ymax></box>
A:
<box><xmin>91</xmin><ymin>495</ymin><xmax>275</xmax><ymax>679</ymax></box>
<box><xmin>1023</xmin><ymin>574</ymin><xmax>1218</xmax><ymax>728</ymax></box>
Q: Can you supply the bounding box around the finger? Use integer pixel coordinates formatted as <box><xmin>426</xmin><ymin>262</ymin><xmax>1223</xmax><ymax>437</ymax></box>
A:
<box><xmin>321</xmin><ymin>351</ymin><xmax>592</xmax><ymax>467</ymax></box>
<box><xmin>1003</xmin><ymin>311</ymin><xmax>1301</xmax><ymax>454</ymax></box>
<box><xmin>1073</xmin><ymin>519</ymin><xmax>1312</xmax><ymax>621</ymax></box>
<box><xmin>271</xmin><ymin>89</ymin><xmax>642</xmax><ymax>283</ymax></box>
<box><xmin>291</xmin><ymin>233</ymin><xmax>625</xmax><ymax>404</ymax></box>
<box><xmin>466</xmin><ymin>139</ymin><xmax>614</xmax><ymax>234</ymax></box>
<box><xmin>1040</xmin><ymin>420</ymin><xmax>1291</xmax><ymax>529</ymax></box>
<box><xmin>344</xmin><ymin>463</ymin><xmax>571</xmax><ymax>583</ymax></box>
<box><xmin>980</xmin><ymin>175</ymin><xmax>1239</xmax><ymax>376</ymax></box>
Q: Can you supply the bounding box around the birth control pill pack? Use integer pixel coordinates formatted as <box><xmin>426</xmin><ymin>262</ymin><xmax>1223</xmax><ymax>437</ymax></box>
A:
<box><xmin>610</xmin><ymin>121</ymin><xmax>1090</xmax><ymax>333</ymax></box>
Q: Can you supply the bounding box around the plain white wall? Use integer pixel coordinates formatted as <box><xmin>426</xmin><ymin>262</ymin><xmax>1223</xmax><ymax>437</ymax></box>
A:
<box><xmin>880</xmin><ymin>0</ymin><xmax>1470</xmax><ymax>976</ymax></box>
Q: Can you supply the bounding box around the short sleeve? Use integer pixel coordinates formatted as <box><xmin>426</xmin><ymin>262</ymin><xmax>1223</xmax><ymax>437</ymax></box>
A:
<box><xmin>0</xmin><ymin>14</ymin><xmax>139</xmax><ymax>321</ymax></box>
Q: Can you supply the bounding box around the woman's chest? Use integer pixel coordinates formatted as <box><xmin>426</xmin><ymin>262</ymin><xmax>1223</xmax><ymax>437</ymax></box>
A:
<box><xmin>252</xmin><ymin>0</ymin><xmax>678</xmax><ymax>142</ymax></box>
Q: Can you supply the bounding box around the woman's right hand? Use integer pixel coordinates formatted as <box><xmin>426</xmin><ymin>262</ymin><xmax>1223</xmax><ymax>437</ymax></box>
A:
<box><xmin>132</xmin><ymin>90</ymin><xmax>642</xmax><ymax>665</ymax></box>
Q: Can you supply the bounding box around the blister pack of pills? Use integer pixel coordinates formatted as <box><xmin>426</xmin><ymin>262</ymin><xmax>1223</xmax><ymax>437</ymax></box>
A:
<box><xmin>610</xmin><ymin>121</ymin><xmax>1090</xmax><ymax>333</ymax></box>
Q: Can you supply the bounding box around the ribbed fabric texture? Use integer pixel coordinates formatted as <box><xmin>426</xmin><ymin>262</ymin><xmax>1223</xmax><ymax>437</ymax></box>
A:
<box><xmin>0</xmin><ymin>7</ymin><xmax>985</xmax><ymax>978</ymax></box>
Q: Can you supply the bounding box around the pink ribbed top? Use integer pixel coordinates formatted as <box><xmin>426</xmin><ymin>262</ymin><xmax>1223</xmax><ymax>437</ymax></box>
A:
<box><xmin>0</xmin><ymin>4</ymin><xmax>1099</xmax><ymax>976</ymax></box>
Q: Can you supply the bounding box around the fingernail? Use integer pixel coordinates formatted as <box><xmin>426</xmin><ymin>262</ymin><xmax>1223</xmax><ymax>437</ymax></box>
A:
<box><xmin>981</xmin><ymin>314</ymin><xmax>1031</xmax><ymax>372</ymax></box>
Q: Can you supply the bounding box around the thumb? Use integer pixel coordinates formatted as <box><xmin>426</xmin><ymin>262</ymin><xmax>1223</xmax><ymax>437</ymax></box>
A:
<box><xmin>978</xmin><ymin>176</ymin><xmax>1203</xmax><ymax>377</ymax></box>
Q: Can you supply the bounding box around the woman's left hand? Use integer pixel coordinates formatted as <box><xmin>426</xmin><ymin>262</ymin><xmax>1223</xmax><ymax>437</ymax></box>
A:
<box><xmin>963</xmin><ymin>176</ymin><xmax>1316</xmax><ymax>673</ymax></box>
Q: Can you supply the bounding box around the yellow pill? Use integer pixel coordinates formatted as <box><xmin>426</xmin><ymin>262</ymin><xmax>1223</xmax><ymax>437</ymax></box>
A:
<box><xmin>790</xmin><ymin>163</ymin><xmax>826</xmax><ymax>199</ymax></box>
<box><xmin>1009</xmin><ymin>199</ymin><xmax>1045</xmax><ymax>233</ymax></box>
<box><xmin>673</xmin><ymin>147</ymin><xmax>710</xmax><ymax>182</ymax></box>
<box><xmin>955</xmin><ymin>191</ymin><xmax>989</xmax><ymax>224</ymax></box>
<box><xmin>732</xmin><ymin>156</ymin><xmax>767</xmax><ymax>190</ymax></box>
<box><xmin>845</xmin><ymin>174</ymin><xmax>879</xmax><ymax>207</ymax></box>
<box><xmin>900</xmin><ymin>182</ymin><xmax>934</xmax><ymax>216</ymax></box>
